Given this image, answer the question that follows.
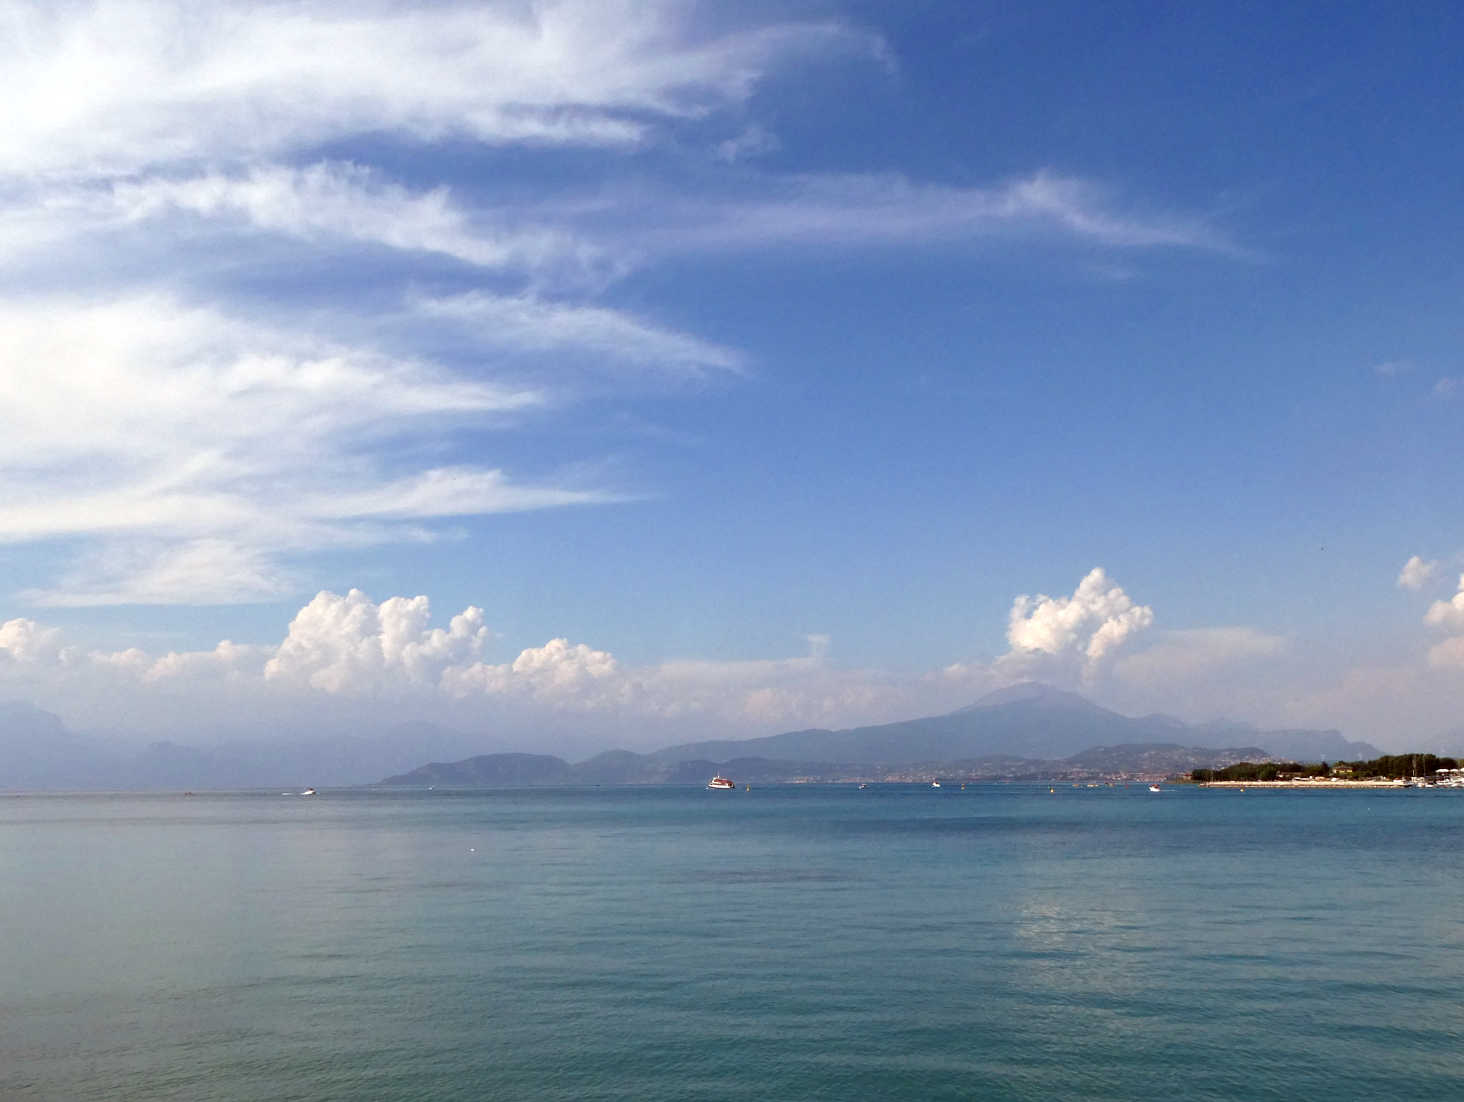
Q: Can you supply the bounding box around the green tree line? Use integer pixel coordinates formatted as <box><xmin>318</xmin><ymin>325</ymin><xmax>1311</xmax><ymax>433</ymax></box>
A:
<box><xmin>1193</xmin><ymin>754</ymin><xmax>1460</xmax><ymax>783</ymax></box>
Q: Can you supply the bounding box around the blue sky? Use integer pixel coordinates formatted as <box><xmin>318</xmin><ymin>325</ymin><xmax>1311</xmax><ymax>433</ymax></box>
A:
<box><xmin>1</xmin><ymin>0</ymin><xmax>1462</xmax><ymax>752</ymax></box>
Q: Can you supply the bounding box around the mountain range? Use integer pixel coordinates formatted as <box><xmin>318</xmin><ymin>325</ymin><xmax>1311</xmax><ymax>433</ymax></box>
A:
<box><xmin>643</xmin><ymin>682</ymin><xmax>1375</xmax><ymax>764</ymax></box>
<box><xmin>0</xmin><ymin>683</ymin><xmax>1387</xmax><ymax>790</ymax></box>
<box><xmin>380</xmin><ymin>683</ymin><xmax>1382</xmax><ymax>787</ymax></box>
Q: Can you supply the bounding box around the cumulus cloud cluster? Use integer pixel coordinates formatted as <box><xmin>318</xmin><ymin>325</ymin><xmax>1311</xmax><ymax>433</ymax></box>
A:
<box><xmin>1386</xmin><ymin>558</ymin><xmax>1464</xmax><ymax>674</ymax></box>
<box><xmin>1003</xmin><ymin>567</ymin><xmax>1155</xmax><ymax>679</ymax></box>
<box><xmin>0</xmin><ymin>618</ymin><xmax>71</xmax><ymax>665</ymax></box>
<box><xmin>265</xmin><ymin>589</ymin><xmax>489</xmax><ymax>693</ymax></box>
<box><xmin>17</xmin><ymin>565</ymin><xmax>1448</xmax><ymax>751</ymax></box>
<box><xmin>0</xmin><ymin>588</ymin><xmax>908</xmax><ymax>740</ymax></box>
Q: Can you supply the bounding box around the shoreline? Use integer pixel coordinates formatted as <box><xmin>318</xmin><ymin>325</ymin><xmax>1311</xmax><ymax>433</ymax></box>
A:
<box><xmin>1201</xmin><ymin>779</ymin><xmax>1412</xmax><ymax>789</ymax></box>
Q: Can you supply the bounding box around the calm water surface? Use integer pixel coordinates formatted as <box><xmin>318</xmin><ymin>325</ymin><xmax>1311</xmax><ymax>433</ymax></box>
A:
<box><xmin>4</xmin><ymin>784</ymin><xmax>1464</xmax><ymax>1100</ymax></box>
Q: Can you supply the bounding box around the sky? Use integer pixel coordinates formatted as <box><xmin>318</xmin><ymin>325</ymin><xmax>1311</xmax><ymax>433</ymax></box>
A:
<box><xmin>1</xmin><ymin>0</ymin><xmax>1462</xmax><ymax>755</ymax></box>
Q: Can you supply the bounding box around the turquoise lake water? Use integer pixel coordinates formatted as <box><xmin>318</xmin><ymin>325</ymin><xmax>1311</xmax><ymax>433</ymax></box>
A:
<box><xmin>4</xmin><ymin>784</ymin><xmax>1464</xmax><ymax>1100</ymax></box>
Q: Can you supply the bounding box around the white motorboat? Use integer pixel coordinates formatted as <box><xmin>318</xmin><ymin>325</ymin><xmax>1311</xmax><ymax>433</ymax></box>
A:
<box><xmin>707</xmin><ymin>776</ymin><xmax>735</xmax><ymax>790</ymax></box>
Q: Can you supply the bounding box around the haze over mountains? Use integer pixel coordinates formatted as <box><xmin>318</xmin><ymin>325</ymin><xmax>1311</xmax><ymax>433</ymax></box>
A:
<box><xmin>646</xmin><ymin>683</ymin><xmax>1375</xmax><ymax>765</ymax></box>
<box><xmin>381</xmin><ymin>684</ymin><xmax>1383</xmax><ymax>788</ymax></box>
<box><xmin>0</xmin><ymin>683</ymin><xmax>1388</xmax><ymax>791</ymax></box>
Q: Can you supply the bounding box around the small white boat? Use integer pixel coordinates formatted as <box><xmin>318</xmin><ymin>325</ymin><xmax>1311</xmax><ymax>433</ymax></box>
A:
<box><xmin>707</xmin><ymin>775</ymin><xmax>735</xmax><ymax>790</ymax></box>
<box><xmin>1148</xmin><ymin>785</ymin><xmax>1161</xmax><ymax>793</ymax></box>
<box><xmin>931</xmin><ymin>781</ymin><xmax>941</xmax><ymax>788</ymax></box>
<box><xmin>300</xmin><ymin>788</ymin><xmax>317</xmax><ymax>797</ymax></box>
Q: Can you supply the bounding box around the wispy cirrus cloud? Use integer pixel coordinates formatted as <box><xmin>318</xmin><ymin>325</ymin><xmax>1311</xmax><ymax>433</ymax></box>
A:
<box><xmin>412</xmin><ymin>290</ymin><xmax>743</xmax><ymax>378</ymax></box>
<box><xmin>0</xmin><ymin>1</ymin><xmax>1246</xmax><ymax>616</ymax></box>
<box><xmin>110</xmin><ymin>163</ymin><xmax>611</xmax><ymax>279</ymax></box>
<box><xmin>4</xmin><ymin>162</ymin><xmax>1239</xmax><ymax>297</ymax></box>
<box><xmin>0</xmin><ymin>294</ymin><xmax>626</xmax><ymax>604</ymax></box>
<box><xmin>22</xmin><ymin>540</ymin><xmax>298</xmax><ymax>608</ymax></box>
<box><xmin>584</xmin><ymin>170</ymin><xmax>1243</xmax><ymax>258</ymax></box>
<box><xmin>1</xmin><ymin>0</ymin><xmax>885</xmax><ymax>177</ymax></box>
<box><xmin>0</xmin><ymin>2</ymin><xmax>891</xmax><ymax>608</ymax></box>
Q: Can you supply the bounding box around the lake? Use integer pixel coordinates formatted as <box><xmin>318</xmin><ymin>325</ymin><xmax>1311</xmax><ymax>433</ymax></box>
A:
<box><xmin>4</xmin><ymin>784</ymin><xmax>1463</xmax><ymax>1100</ymax></box>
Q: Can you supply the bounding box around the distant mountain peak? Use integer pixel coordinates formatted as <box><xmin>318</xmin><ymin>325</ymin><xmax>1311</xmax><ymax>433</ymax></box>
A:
<box><xmin>961</xmin><ymin>682</ymin><xmax>1106</xmax><ymax>713</ymax></box>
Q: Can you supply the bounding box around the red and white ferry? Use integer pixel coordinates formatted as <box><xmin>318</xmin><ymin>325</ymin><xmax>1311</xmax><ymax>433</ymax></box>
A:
<box><xmin>706</xmin><ymin>775</ymin><xmax>736</xmax><ymax>790</ymax></box>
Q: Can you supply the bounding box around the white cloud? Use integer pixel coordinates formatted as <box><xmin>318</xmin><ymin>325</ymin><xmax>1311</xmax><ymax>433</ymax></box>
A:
<box><xmin>145</xmin><ymin>639</ymin><xmax>271</xmax><ymax>683</ymax></box>
<box><xmin>413</xmin><ymin>291</ymin><xmax>743</xmax><ymax>377</ymax></box>
<box><xmin>257</xmin><ymin>595</ymin><xmax>864</xmax><ymax>725</ymax></box>
<box><xmin>0</xmin><ymin>0</ymin><xmax>1257</xmax><ymax>693</ymax></box>
<box><xmin>0</xmin><ymin>294</ymin><xmax>534</xmax><ymax>475</ymax></box>
<box><xmin>22</xmin><ymin>540</ymin><xmax>296</xmax><ymax>608</ymax></box>
<box><xmin>0</xmin><ymin>294</ymin><xmax>646</xmax><ymax>603</ymax></box>
<box><xmin>510</xmin><ymin>638</ymin><xmax>620</xmax><ymax>684</ymax></box>
<box><xmin>253</xmin><ymin>590</ymin><xmax>632</xmax><ymax>710</ymax></box>
<box><xmin>264</xmin><ymin>589</ymin><xmax>489</xmax><ymax>694</ymax></box>
<box><xmin>442</xmin><ymin>637</ymin><xmax>624</xmax><ymax>703</ymax></box>
<box><xmin>1425</xmin><ymin>575</ymin><xmax>1464</xmax><ymax>632</ymax></box>
<box><xmin>109</xmin><ymin>162</ymin><xmax>609</xmax><ymax>279</ymax></box>
<box><xmin>0</xmin><ymin>592</ymin><xmax>923</xmax><ymax>737</ymax></box>
<box><xmin>6</xmin><ymin>161</ymin><xmax>1234</xmax><ymax>301</ymax></box>
<box><xmin>1004</xmin><ymin>567</ymin><xmax>1155</xmax><ymax>679</ymax></box>
<box><xmin>0</xmin><ymin>574</ymin><xmax>1448</xmax><ymax>755</ymax></box>
<box><xmin>1427</xmin><ymin>636</ymin><xmax>1464</xmax><ymax>670</ymax></box>
<box><xmin>1373</xmin><ymin>360</ymin><xmax>1410</xmax><ymax>377</ymax></box>
<box><xmin>998</xmin><ymin>172</ymin><xmax>1233</xmax><ymax>250</ymax></box>
<box><xmin>0</xmin><ymin>6</ymin><xmax>1242</xmax><ymax>621</ymax></box>
<box><xmin>471</xmin><ymin>638</ymin><xmax>627</xmax><ymax>708</ymax></box>
<box><xmin>1</xmin><ymin>1</ymin><xmax>883</xmax><ymax>177</ymax></box>
<box><xmin>1398</xmin><ymin>554</ymin><xmax>1440</xmax><ymax>591</ymax></box>
<box><xmin>1421</xmin><ymin>574</ymin><xmax>1464</xmax><ymax>673</ymax></box>
<box><xmin>620</xmin><ymin>170</ymin><xmax>1239</xmax><ymax>256</ymax></box>
<box><xmin>0</xmin><ymin>618</ymin><xmax>71</xmax><ymax>664</ymax></box>
<box><xmin>309</xmin><ymin>468</ymin><xmax>618</xmax><ymax>522</ymax></box>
